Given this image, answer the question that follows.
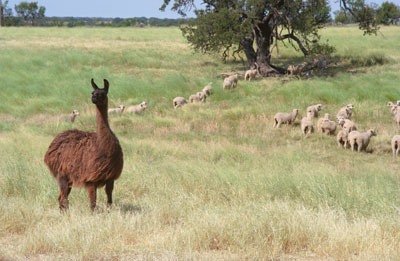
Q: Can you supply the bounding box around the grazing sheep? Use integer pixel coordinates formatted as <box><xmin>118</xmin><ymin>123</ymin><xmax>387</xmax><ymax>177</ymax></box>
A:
<box><xmin>391</xmin><ymin>105</ymin><xmax>400</xmax><ymax>116</ymax></box>
<box><xmin>189</xmin><ymin>93</ymin><xmax>201</xmax><ymax>103</ymax></box>
<box><xmin>60</xmin><ymin>110</ymin><xmax>80</xmax><ymax>123</ymax></box>
<box><xmin>126</xmin><ymin>101</ymin><xmax>147</xmax><ymax>114</ymax></box>
<box><xmin>313</xmin><ymin>57</ymin><xmax>327</xmax><ymax>69</ymax></box>
<box><xmin>173</xmin><ymin>97</ymin><xmax>188</xmax><ymax>109</ymax></box>
<box><xmin>338</xmin><ymin>118</ymin><xmax>357</xmax><ymax>133</ymax></box>
<box><xmin>245</xmin><ymin>69</ymin><xmax>258</xmax><ymax>81</ymax></box>
<box><xmin>287</xmin><ymin>64</ymin><xmax>304</xmax><ymax>76</ymax></box>
<box><xmin>223</xmin><ymin>74</ymin><xmax>238</xmax><ymax>89</ymax></box>
<box><xmin>196</xmin><ymin>91</ymin><xmax>207</xmax><ymax>103</ymax></box>
<box><xmin>387</xmin><ymin>102</ymin><xmax>400</xmax><ymax>115</ymax></box>
<box><xmin>391</xmin><ymin>135</ymin><xmax>400</xmax><ymax>157</ymax></box>
<box><xmin>348</xmin><ymin>129</ymin><xmax>377</xmax><ymax>152</ymax></box>
<box><xmin>336</xmin><ymin>129</ymin><xmax>349</xmax><ymax>148</ymax></box>
<box><xmin>317</xmin><ymin>113</ymin><xmax>330</xmax><ymax>132</ymax></box>
<box><xmin>306</xmin><ymin>104</ymin><xmax>323</xmax><ymax>118</ymax></box>
<box><xmin>301</xmin><ymin>112</ymin><xmax>314</xmax><ymax>136</ymax></box>
<box><xmin>44</xmin><ymin>79</ymin><xmax>123</xmax><ymax>211</ymax></box>
<box><xmin>320</xmin><ymin>119</ymin><xmax>337</xmax><ymax>135</ymax></box>
<box><xmin>108</xmin><ymin>104</ymin><xmax>125</xmax><ymax>114</ymax></box>
<box><xmin>393</xmin><ymin>111</ymin><xmax>400</xmax><ymax>127</ymax></box>
<box><xmin>273</xmin><ymin>109</ymin><xmax>299</xmax><ymax>128</ymax></box>
<box><xmin>202</xmin><ymin>82</ymin><xmax>213</xmax><ymax>96</ymax></box>
<box><xmin>336</xmin><ymin>104</ymin><xmax>354</xmax><ymax>120</ymax></box>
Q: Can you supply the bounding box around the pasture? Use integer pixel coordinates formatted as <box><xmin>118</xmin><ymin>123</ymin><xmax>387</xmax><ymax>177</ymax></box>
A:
<box><xmin>1</xmin><ymin>26</ymin><xmax>400</xmax><ymax>260</ymax></box>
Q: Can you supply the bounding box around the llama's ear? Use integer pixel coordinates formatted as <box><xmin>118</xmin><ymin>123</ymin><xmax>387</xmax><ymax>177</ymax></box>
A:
<box><xmin>103</xmin><ymin>79</ymin><xmax>109</xmax><ymax>93</ymax></box>
<box><xmin>91</xmin><ymin>78</ymin><xmax>99</xmax><ymax>90</ymax></box>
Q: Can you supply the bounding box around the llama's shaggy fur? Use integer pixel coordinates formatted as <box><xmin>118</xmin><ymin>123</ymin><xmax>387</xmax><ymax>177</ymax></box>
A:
<box><xmin>44</xmin><ymin>79</ymin><xmax>123</xmax><ymax>211</ymax></box>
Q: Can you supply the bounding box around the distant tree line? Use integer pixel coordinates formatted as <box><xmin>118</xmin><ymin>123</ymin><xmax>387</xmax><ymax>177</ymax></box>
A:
<box><xmin>0</xmin><ymin>1</ymin><xmax>195</xmax><ymax>27</ymax></box>
<box><xmin>0</xmin><ymin>0</ymin><xmax>398</xmax><ymax>28</ymax></box>
<box><xmin>333</xmin><ymin>1</ymin><xmax>400</xmax><ymax>25</ymax></box>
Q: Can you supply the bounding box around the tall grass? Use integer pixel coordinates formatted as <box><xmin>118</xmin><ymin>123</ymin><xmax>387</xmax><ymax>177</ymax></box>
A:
<box><xmin>1</xmin><ymin>26</ymin><xmax>400</xmax><ymax>259</ymax></box>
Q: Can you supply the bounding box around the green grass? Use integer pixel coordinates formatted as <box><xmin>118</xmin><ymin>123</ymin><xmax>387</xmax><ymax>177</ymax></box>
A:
<box><xmin>1</xmin><ymin>25</ymin><xmax>400</xmax><ymax>260</ymax></box>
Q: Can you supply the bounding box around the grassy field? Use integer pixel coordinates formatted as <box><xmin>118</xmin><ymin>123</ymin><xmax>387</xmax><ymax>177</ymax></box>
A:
<box><xmin>1</xmin><ymin>26</ymin><xmax>400</xmax><ymax>260</ymax></box>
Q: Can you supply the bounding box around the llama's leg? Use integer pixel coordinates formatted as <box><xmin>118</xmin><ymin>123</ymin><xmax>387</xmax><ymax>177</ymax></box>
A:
<box><xmin>57</xmin><ymin>175</ymin><xmax>70</xmax><ymax>211</ymax></box>
<box><xmin>105</xmin><ymin>180</ymin><xmax>114</xmax><ymax>207</ymax></box>
<box><xmin>86</xmin><ymin>184</ymin><xmax>97</xmax><ymax>211</ymax></box>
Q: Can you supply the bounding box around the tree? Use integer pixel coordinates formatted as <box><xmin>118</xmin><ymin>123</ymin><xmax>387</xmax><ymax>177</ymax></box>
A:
<box><xmin>377</xmin><ymin>1</ymin><xmax>400</xmax><ymax>25</ymax></box>
<box><xmin>161</xmin><ymin>0</ymin><xmax>381</xmax><ymax>76</ymax></box>
<box><xmin>334</xmin><ymin>10</ymin><xmax>355</xmax><ymax>24</ymax></box>
<box><xmin>15</xmin><ymin>1</ymin><xmax>45</xmax><ymax>26</ymax></box>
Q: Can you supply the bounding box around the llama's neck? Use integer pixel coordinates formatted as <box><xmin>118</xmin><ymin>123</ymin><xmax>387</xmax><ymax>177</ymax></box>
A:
<box><xmin>95</xmin><ymin>101</ymin><xmax>116</xmax><ymax>151</ymax></box>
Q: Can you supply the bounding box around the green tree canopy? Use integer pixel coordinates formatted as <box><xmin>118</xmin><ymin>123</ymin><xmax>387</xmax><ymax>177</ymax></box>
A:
<box><xmin>161</xmin><ymin>0</ymin><xmax>382</xmax><ymax>76</ymax></box>
<box><xmin>377</xmin><ymin>1</ymin><xmax>400</xmax><ymax>25</ymax></box>
<box><xmin>15</xmin><ymin>1</ymin><xmax>45</xmax><ymax>26</ymax></box>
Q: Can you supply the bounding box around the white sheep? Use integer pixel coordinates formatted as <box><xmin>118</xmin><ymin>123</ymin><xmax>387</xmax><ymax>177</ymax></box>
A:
<box><xmin>273</xmin><ymin>109</ymin><xmax>298</xmax><ymax>128</ymax></box>
<box><xmin>108</xmin><ymin>104</ymin><xmax>125</xmax><ymax>114</ymax></box>
<box><xmin>197</xmin><ymin>91</ymin><xmax>207</xmax><ymax>103</ymax></box>
<box><xmin>189</xmin><ymin>93</ymin><xmax>201</xmax><ymax>103</ymax></box>
<box><xmin>223</xmin><ymin>74</ymin><xmax>238</xmax><ymax>89</ymax></box>
<box><xmin>391</xmin><ymin>135</ymin><xmax>400</xmax><ymax>157</ymax></box>
<box><xmin>336</xmin><ymin>104</ymin><xmax>354</xmax><ymax>120</ymax></box>
<box><xmin>317</xmin><ymin>113</ymin><xmax>330</xmax><ymax>132</ymax></box>
<box><xmin>173</xmin><ymin>97</ymin><xmax>188</xmax><ymax>109</ymax></box>
<box><xmin>245</xmin><ymin>69</ymin><xmax>258</xmax><ymax>81</ymax></box>
<box><xmin>306</xmin><ymin>104</ymin><xmax>323</xmax><ymax>118</ymax></box>
<box><xmin>202</xmin><ymin>82</ymin><xmax>213</xmax><ymax>96</ymax></box>
<box><xmin>60</xmin><ymin>110</ymin><xmax>80</xmax><ymax>123</ymax></box>
<box><xmin>336</xmin><ymin>129</ymin><xmax>349</xmax><ymax>148</ymax></box>
<box><xmin>338</xmin><ymin>118</ymin><xmax>357</xmax><ymax>133</ymax></box>
<box><xmin>348</xmin><ymin>129</ymin><xmax>377</xmax><ymax>152</ymax></box>
<box><xmin>391</xmin><ymin>105</ymin><xmax>400</xmax><ymax>116</ymax></box>
<box><xmin>301</xmin><ymin>112</ymin><xmax>314</xmax><ymax>136</ymax></box>
<box><xmin>320</xmin><ymin>119</ymin><xmax>337</xmax><ymax>135</ymax></box>
<box><xmin>126</xmin><ymin>101</ymin><xmax>147</xmax><ymax>114</ymax></box>
<box><xmin>393</xmin><ymin>111</ymin><xmax>400</xmax><ymax>127</ymax></box>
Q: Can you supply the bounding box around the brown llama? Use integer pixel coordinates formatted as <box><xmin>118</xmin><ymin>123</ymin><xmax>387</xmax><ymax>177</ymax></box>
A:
<box><xmin>44</xmin><ymin>79</ymin><xmax>123</xmax><ymax>211</ymax></box>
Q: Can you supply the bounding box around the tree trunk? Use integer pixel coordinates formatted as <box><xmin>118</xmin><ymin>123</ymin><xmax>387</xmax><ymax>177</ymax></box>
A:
<box><xmin>0</xmin><ymin>0</ymin><xmax>2</xmax><ymax>28</ymax></box>
<box><xmin>240</xmin><ymin>37</ymin><xmax>256</xmax><ymax>68</ymax></box>
<box><xmin>240</xmin><ymin>19</ymin><xmax>287</xmax><ymax>76</ymax></box>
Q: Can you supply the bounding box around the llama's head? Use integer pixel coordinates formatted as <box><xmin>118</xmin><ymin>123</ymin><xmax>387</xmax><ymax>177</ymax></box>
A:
<box><xmin>72</xmin><ymin>110</ymin><xmax>80</xmax><ymax>116</ymax></box>
<box><xmin>91</xmin><ymin>79</ymin><xmax>109</xmax><ymax>106</ymax></box>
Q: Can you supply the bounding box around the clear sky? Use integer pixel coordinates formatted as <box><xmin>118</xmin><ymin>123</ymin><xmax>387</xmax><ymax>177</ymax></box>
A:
<box><xmin>5</xmin><ymin>0</ymin><xmax>395</xmax><ymax>18</ymax></box>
